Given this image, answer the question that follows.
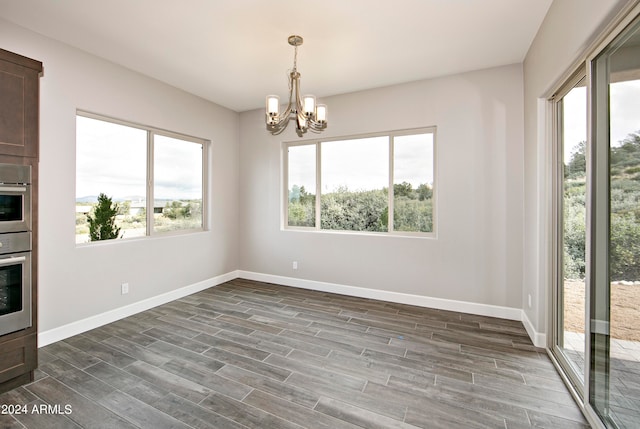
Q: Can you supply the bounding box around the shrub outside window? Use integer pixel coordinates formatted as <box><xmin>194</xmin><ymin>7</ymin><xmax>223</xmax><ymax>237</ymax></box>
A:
<box><xmin>76</xmin><ymin>112</ymin><xmax>207</xmax><ymax>244</ymax></box>
<box><xmin>284</xmin><ymin>128</ymin><xmax>436</xmax><ymax>236</ymax></box>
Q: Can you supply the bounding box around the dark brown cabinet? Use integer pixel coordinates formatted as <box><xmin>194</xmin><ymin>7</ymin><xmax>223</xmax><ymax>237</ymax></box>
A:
<box><xmin>0</xmin><ymin>49</ymin><xmax>41</xmax><ymax>394</ymax></box>
<box><xmin>0</xmin><ymin>49</ymin><xmax>41</xmax><ymax>158</ymax></box>
<box><xmin>0</xmin><ymin>333</ymin><xmax>37</xmax><ymax>391</ymax></box>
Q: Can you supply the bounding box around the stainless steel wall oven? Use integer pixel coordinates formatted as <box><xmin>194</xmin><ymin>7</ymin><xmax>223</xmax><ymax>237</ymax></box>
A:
<box><xmin>0</xmin><ymin>232</ymin><xmax>31</xmax><ymax>336</ymax></box>
<box><xmin>0</xmin><ymin>164</ymin><xmax>31</xmax><ymax>233</ymax></box>
<box><xmin>0</xmin><ymin>164</ymin><xmax>32</xmax><ymax>336</ymax></box>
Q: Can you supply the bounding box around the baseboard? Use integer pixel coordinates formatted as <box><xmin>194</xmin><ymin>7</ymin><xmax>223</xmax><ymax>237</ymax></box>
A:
<box><xmin>521</xmin><ymin>310</ymin><xmax>547</xmax><ymax>348</ymax></box>
<box><xmin>238</xmin><ymin>270</ymin><xmax>523</xmax><ymax>321</ymax></box>
<box><xmin>38</xmin><ymin>270</ymin><xmax>239</xmax><ymax>347</ymax></box>
<box><xmin>39</xmin><ymin>269</ymin><xmax>545</xmax><ymax>349</ymax></box>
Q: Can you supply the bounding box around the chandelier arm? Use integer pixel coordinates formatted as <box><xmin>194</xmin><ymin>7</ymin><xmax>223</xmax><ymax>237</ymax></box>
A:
<box><xmin>269</xmin><ymin>121</ymin><xmax>289</xmax><ymax>135</ymax></box>
<box><xmin>292</xmin><ymin>73</ymin><xmax>305</xmax><ymax>116</ymax></box>
<box><xmin>269</xmin><ymin>115</ymin><xmax>290</xmax><ymax>131</ymax></box>
<box><xmin>279</xmin><ymin>102</ymin><xmax>293</xmax><ymax>123</ymax></box>
<box><xmin>287</xmin><ymin>72</ymin><xmax>295</xmax><ymax>103</ymax></box>
<box><xmin>308</xmin><ymin>121</ymin><xmax>327</xmax><ymax>131</ymax></box>
<box><xmin>295</xmin><ymin>109</ymin><xmax>306</xmax><ymax>132</ymax></box>
<box><xmin>282</xmin><ymin>71</ymin><xmax>297</xmax><ymax>119</ymax></box>
<box><xmin>268</xmin><ymin>115</ymin><xmax>292</xmax><ymax>133</ymax></box>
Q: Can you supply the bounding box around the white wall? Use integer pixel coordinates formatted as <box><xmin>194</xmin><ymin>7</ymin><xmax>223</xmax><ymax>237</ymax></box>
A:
<box><xmin>0</xmin><ymin>19</ymin><xmax>240</xmax><ymax>337</ymax></box>
<box><xmin>239</xmin><ymin>64</ymin><xmax>525</xmax><ymax>315</ymax></box>
<box><xmin>6</xmin><ymin>0</ymin><xmax>626</xmax><ymax>346</ymax></box>
<box><xmin>522</xmin><ymin>0</ymin><xmax>630</xmax><ymax>340</ymax></box>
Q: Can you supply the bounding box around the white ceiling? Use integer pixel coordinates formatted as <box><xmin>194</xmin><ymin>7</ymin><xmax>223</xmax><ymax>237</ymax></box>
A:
<box><xmin>0</xmin><ymin>0</ymin><xmax>553</xmax><ymax>112</ymax></box>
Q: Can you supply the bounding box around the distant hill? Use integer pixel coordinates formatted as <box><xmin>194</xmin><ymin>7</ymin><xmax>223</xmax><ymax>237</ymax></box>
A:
<box><xmin>76</xmin><ymin>195</ymin><xmax>98</xmax><ymax>204</ymax></box>
<box><xmin>76</xmin><ymin>195</ymin><xmax>145</xmax><ymax>204</ymax></box>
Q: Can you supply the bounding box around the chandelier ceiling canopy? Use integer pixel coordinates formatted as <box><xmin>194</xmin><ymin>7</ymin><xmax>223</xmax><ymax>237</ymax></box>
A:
<box><xmin>265</xmin><ymin>35</ymin><xmax>327</xmax><ymax>137</ymax></box>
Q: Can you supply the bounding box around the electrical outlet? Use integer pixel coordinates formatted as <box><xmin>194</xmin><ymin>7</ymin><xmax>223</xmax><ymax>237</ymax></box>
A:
<box><xmin>121</xmin><ymin>282</ymin><xmax>129</xmax><ymax>295</ymax></box>
<box><xmin>292</xmin><ymin>261</ymin><xmax>298</xmax><ymax>270</ymax></box>
<box><xmin>528</xmin><ymin>294</ymin><xmax>532</xmax><ymax>308</ymax></box>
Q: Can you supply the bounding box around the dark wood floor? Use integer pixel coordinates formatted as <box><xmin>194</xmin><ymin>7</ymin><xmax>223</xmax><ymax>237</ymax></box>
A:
<box><xmin>0</xmin><ymin>278</ymin><xmax>588</xmax><ymax>428</ymax></box>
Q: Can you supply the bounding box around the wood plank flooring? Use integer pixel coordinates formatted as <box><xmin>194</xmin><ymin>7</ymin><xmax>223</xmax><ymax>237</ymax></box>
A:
<box><xmin>565</xmin><ymin>342</ymin><xmax>640</xmax><ymax>428</ymax></box>
<box><xmin>0</xmin><ymin>279</ymin><xmax>589</xmax><ymax>428</ymax></box>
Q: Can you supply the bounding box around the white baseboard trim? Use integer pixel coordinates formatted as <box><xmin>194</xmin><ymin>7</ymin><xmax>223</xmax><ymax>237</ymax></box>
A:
<box><xmin>39</xmin><ymin>269</ymin><xmax>545</xmax><ymax>349</ymax></box>
<box><xmin>238</xmin><ymin>270</ymin><xmax>523</xmax><ymax>321</ymax></box>
<box><xmin>521</xmin><ymin>310</ymin><xmax>547</xmax><ymax>348</ymax></box>
<box><xmin>241</xmin><ymin>271</ymin><xmax>550</xmax><ymax>347</ymax></box>
<box><xmin>38</xmin><ymin>270</ymin><xmax>239</xmax><ymax>347</ymax></box>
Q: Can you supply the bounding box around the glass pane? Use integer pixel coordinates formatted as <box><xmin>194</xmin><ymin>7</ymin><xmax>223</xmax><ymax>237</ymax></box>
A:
<box><xmin>560</xmin><ymin>79</ymin><xmax>587</xmax><ymax>384</ymax></box>
<box><xmin>321</xmin><ymin>136</ymin><xmax>389</xmax><ymax>232</ymax></box>
<box><xmin>591</xmin><ymin>16</ymin><xmax>640</xmax><ymax>429</ymax></box>
<box><xmin>607</xmin><ymin>72</ymin><xmax>640</xmax><ymax>429</ymax></box>
<box><xmin>0</xmin><ymin>195</ymin><xmax>23</xmax><ymax>222</ymax></box>
<box><xmin>76</xmin><ymin>116</ymin><xmax>147</xmax><ymax>243</ymax></box>
<box><xmin>393</xmin><ymin>133</ymin><xmax>434</xmax><ymax>232</ymax></box>
<box><xmin>0</xmin><ymin>265</ymin><xmax>22</xmax><ymax>316</ymax></box>
<box><xmin>287</xmin><ymin>144</ymin><xmax>316</xmax><ymax>227</ymax></box>
<box><xmin>153</xmin><ymin>134</ymin><xmax>203</xmax><ymax>233</ymax></box>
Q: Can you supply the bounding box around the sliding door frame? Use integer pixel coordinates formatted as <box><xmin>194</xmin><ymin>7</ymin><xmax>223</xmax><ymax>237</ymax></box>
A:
<box><xmin>547</xmin><ymin>2</ymin><xmax>640</xmax><ymax>428</ymax></box>
<box><xmin>550</xmin><ymin>67</ymin><xmax>589</xmax><ymax>400</ymax></box>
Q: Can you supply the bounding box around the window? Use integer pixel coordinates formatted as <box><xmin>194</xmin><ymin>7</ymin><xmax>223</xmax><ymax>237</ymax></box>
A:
<box><xmin>153</xmin><ymin>134</ymin><xmax>204</xmax><ymax>233</ymax></box>
<box><xmin>76</xmin><ymin>112</ymin><xmax>207</xmax><ymax>244</ymax></box>
<box><xmin>284</xmin><ymin>128</ymin><xmax>435</xmax><ymax>235</ymax></box>
<box><xmin>287</xmin><ymin>144</ymin><xmax>316</xmax><ymax>227</ymax></box>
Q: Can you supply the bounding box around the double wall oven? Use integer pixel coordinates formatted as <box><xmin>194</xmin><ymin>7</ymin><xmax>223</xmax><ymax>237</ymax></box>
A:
<box><xmin>0</xmin><ymin>164</ymin><xmax>32</xmax><ymax>337</ymax></box>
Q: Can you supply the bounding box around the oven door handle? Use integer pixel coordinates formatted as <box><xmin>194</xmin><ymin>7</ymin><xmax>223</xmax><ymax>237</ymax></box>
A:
<box><xmin>0</xmin><ymin>186</ymin><xmax>27</xmax><ymax>193</ymax></box>
<box><xmin>0</xmin><ymin>256</ymin><xmax>26</xmax><ymax>266</ymax></box>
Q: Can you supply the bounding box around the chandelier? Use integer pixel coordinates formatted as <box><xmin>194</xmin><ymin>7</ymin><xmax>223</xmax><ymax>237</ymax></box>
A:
<box><xmin>265</xmin><ymin>35</ymin><xmax>327</xmax><ymax>136</ymax></box>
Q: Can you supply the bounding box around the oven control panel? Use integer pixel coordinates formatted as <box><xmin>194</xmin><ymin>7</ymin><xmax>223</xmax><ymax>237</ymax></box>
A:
<box><xmin>0</xmin><ymin>232</ymin><xmax>31</xmax><ymax>255</ymax></box>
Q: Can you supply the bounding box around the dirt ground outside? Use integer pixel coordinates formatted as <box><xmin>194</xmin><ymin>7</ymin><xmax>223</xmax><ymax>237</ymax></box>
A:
<box><xmin>564</xmin><ymin>281</ymin><xmax>640</xmax><ymax>342</ymax></box>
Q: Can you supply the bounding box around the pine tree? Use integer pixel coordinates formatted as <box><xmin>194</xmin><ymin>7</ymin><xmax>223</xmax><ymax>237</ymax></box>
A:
<box><xmin>87</xmin><ymin>193</ymin><xmax>121</xmax><ymax>241</ymax></box>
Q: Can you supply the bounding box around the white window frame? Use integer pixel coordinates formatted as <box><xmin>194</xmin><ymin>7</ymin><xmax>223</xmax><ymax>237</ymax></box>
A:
<box><xmin>283</xmin><ymin>127</ymin><xmax>437</xmax><ymax>237</ymax></box>
<box><xmin>76</xmin><ymin>111</ymin><xmax>208</xmax><ymax>244</ymax></box>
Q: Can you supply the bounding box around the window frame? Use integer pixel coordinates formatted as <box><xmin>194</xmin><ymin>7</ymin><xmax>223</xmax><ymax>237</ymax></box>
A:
<box><xmin>282</xmin><ymin>127</ymin><xmax>437</xmax><ymax>237</ymax></box>
<box><xmin>76</xmin><ymin>110</ymin><xmax>209</xmax><ymax>244</ymax></box>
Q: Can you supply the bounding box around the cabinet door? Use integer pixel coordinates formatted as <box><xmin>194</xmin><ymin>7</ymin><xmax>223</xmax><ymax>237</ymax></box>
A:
<box><xmin>0</xmin><ymin>333</ymin><xmax>36</xmax><ymax>385</ymax></box>
<box><xmin>0</xmin><ymin>59</ymin><xmax>40</xmax><ymax>158</ymax></box>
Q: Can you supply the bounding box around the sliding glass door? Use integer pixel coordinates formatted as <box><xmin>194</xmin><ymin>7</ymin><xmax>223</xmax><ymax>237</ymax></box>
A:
<box><xmin>590</xmin><ymin>14</ymin><xmax>640</xmax><ymax>428</ymax></box>
<box><xmin>552</xmin><ymin>10</ymin><xmax>640</xmax><ymax>429</ymax></box>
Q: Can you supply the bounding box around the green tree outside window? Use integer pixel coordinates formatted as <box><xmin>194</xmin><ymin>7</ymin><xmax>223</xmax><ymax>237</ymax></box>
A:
<box><xmin>87</xmin><ymin>193</ymin><xmax>121</xmax><ymax>241</ymax></box>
